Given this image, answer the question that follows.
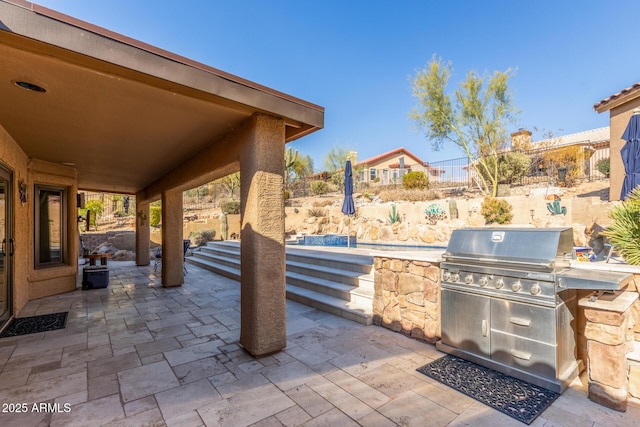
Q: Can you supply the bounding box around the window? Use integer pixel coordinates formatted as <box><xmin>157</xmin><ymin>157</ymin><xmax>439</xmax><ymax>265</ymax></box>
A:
<box><xmin>35</xmin><ymin>185</ymin><xmax>66</xmax><ymax>267</ymax></box>
<box><xmin>369</xmin><ymin>168</ymin><xmax>377</xmax><ymax>181</ymax></box>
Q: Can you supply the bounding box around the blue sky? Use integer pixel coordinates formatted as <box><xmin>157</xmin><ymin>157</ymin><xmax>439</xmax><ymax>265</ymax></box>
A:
<box><xmin>33</xmin><ymin>0</ymin><xmax>640</xmax><ymax>170</ymax></box>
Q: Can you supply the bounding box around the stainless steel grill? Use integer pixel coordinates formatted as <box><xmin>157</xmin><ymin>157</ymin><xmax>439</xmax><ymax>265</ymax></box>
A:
<box><xmin>437</xmin><ymin>227</ymin><xmax>633</xmax><ymax>393</ymax></box>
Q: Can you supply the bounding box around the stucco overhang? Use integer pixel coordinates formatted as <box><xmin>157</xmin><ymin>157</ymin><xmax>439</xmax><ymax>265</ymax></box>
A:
<box><xmin>0</xmin><ymin>0</ymin><xmax>324</xmax><ymax>194</ymax></box>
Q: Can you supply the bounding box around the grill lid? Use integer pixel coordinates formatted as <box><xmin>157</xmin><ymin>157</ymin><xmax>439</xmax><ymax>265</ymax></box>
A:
<box><xmin>443</xmin><ymin>227</ymin><xmax>574</xmax><ymax>270</ymax></box>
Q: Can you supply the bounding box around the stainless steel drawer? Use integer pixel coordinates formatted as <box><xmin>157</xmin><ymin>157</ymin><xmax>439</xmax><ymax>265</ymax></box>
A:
<box><xmin>491</xmin><ymin>330</ymin><xmax>557</xmax><ymax>379</ymax></box>
<box><xmin>491</xmin><ymin>299</ymin><xmax>557</xmax><ymax>344</ymax></box>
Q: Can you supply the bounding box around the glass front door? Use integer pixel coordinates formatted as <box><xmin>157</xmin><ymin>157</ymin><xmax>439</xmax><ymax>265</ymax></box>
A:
<box><xmin>0</xmin><ymin>166</ymin><xmax>12</xmax><ymax>326</ymax></box>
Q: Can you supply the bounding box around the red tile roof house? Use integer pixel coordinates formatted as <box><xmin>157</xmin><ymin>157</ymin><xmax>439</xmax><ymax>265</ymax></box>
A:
<box><xmin>354</xmin><ymin>147</ymin><xmax>444</xmax><ymax>187</ymax></box>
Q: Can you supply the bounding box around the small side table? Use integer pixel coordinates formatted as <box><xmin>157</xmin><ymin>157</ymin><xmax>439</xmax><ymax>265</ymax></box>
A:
<box><xmin>84</xmin><ymin>253</ymin><xmax>111</xmax><ymax>266</ymax></box>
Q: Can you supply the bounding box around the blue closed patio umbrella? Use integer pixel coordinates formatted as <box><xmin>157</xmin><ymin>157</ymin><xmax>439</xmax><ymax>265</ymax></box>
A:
<box><xmin>342</xmin><ymin>159</ymin><xmax>355</xmax><ymax>247</ymax></box>
<box><xmin>620</xmin><ymin>109</ymin><xmax>640</xmax><ymax>200</ymax></box>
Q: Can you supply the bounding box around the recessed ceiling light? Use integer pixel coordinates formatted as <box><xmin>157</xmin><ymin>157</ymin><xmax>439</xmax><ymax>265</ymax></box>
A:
<box><xmin>14</xmin><ymin>81</ymin><xmax>46</xmax><ymax>93</ymax></box>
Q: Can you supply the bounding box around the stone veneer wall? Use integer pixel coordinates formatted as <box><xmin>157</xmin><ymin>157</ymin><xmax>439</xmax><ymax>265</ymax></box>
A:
<box><xmin>372</xmin><ymin>256</ymin><xmax>441</xmax><ymax>343</ymax></box>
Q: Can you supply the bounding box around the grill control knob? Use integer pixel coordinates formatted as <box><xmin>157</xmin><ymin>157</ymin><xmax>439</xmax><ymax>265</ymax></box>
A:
<box><xmin>494</xmin><ymin>278</ymin><xmax>504</xmax><ymax>289</ymax></box>
<box><xmin>478</xmin><ymin>276</ymin><xmax>488</xmax><ymax>287</ymax></box>
<box><xmin>464</xmin><ymin>274</ymin><xmax>474</xmax><ymax>284</ymax></box>
<box><xmin>530</xmin><ymin>283</ymin><xmax>541</xmax><ymax>295</ymax></box>
<box><xmin>511</xmin><ymin>281</ymin><xmax>522</xmax><ymax>292</ymax></box>
<box><xmin>451</xmin><ymin>273</ymin><xmax>460</xmax><ymax>282</ymax></box>
<box><xmin>442</xmin><ymin>271</ymin><xmax>451</xmax><ymax>281</ymax></box>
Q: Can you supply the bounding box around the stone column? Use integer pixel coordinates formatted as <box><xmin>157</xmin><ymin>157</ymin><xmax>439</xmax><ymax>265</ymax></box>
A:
<box><xmin>239</xmin><ymin>114</ymin><xmax>286</xmax><ymax>356</ymax></box>
<box><xmin>135</xmin><ymin>199</ymin><xmax>150</xmax><ymax>266</ymax></box>
<box><xmin>579</xmin><ymin>291</ymin><xmax>639</xmax><ymax>411</ymax></box>
<box><xmin>161</xmin><ymin>189</ymin><xmax>184</xmax><ymax>287</ymax></box>
<box><xmin>373</xmin><ymin>256</ymin><xmax>441</xmax><ymax>343</ymax></box>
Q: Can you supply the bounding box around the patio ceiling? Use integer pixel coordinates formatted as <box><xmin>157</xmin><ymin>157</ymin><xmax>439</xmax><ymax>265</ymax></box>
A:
<box><xmin>0</xmin><ymin>1</ymin><xmax>323</xmax><ymax>194</ymax></box>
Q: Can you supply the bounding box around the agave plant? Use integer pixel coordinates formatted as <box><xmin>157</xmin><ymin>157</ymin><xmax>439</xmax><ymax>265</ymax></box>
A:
<box><xmin>388</xmin><ymin>204</ymin><xmax>400</xmax><ymax>224</ymax></box>
<box><xmin>602</xmin><ymin>187</ymin><xmax>640</xmax><ymax>266</ymax></box>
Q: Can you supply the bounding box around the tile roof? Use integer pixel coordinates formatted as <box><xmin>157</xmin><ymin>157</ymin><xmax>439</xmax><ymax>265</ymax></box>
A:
<box><xmin>593</xmin><ymin>82</ymin><xmax>640</xmax><ymax>111</ymax></box>
<box><xmin>356</xmin><ymin>147</ymin><xmax>426</xmax><ymax>167</ymax></box>
<box><xmin>533</xmin><ymin>127</ymin><xmax>610</xmax><ymax>147</ymax></box>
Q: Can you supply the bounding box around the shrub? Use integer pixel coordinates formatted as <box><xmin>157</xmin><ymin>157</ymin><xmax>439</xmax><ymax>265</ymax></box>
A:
<box><xmin>498</xmin><ymin>152</ymin><xmax>531</xmax><ymax>184</ymax></box>
<box><xmin>377</xmin><ymin>188</ymin><xmax>438</xmax><ymax>202</ymax></box>
<box><xmin>477</xmin><ymin>152</ymin><xmax>530</xmax><ymax>185</ymax></box>
<box><xmin>189</xmin><ymin>229</ymin><xmax>216</xmax><ymax>246</ymax></box>
<box><xmin>602</xmin><ymin>187</ymin><xmax>640</xmax><ymax>265</ymax></box>
<box><xmin>424</xmin><ymin>203</ymin><xmax>447</xmax><ymax>224</ymax></box>
<box><xmin>150</xmin><ymin>205</ymin><xmax>162</xmax><ymax>227</ymax></box>
<box><xmin>307</xmin><ymin>208</ymin><xmax>327</xmax><ymax>218</ymax></box>
<box><xmin>596</xmin><ymin>158</ymin><xmax>610</xmax><ymax>178</ymax></box>
<box><xmin>313</xmin><ymin>199</ymin><xmax>333</xmax><ymax>208</ymax></box>
<box><xmin>481</xmin><ymin>197</ymin><xmax>513</xmax><ymax>224</ymax></box>
<box><xmin>542</xmin><ymin>145</ymin><xmax>592</xmax><ymax>187</ymax></box>
<box><xmin>221</xmin><ymin>200</ymin><xmax>240</xmax><ymax>214</ymax></box>
<box><xmin>310</xmin><ymin>180</ymin><xmax>328</xmax><ymax>195</ymax></box>
<box><xmin>402</xmin><ymin>171</ymin><xmax>429</xmax><ymax>190</ymax></box>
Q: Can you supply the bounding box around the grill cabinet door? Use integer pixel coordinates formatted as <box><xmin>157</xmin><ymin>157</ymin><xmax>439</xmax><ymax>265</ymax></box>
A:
<box><xmin>440</xmin><ymin>288</ymin><xmax>490</xmax><ymax>357</ymax></box>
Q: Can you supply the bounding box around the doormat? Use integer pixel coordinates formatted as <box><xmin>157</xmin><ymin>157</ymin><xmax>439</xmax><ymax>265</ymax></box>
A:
<box><xmin>0</xmin><ymin>312</ymin><xmax>68</xmax><ymax>338</ymax></box>
<box><xmin>416</xmin><ymin>355</ymin><xmax>559</xmax><ymax>425</ymax></box>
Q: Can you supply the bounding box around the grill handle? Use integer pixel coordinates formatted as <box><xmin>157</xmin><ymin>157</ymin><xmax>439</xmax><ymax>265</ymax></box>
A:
<box><xmin>443</xmin><ymin>255</ymin><xmax>553</xmax><ymax>270</ymax></box>
<box><xmin>511</xmin><ymin>350</ymin><xmax>532</xmax><ymax>361</ymax></box>
<box><xmin>509</xmin><ymin>317</ymin><xmax>531</xmax><ymax>327</ymax></box>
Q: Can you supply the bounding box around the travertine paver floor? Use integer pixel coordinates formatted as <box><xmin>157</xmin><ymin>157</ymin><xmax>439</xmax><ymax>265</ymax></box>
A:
<box><xmin>0</xmin><ymin>260</ymin><xmax>638</xmax><ymax>426</ymax></box>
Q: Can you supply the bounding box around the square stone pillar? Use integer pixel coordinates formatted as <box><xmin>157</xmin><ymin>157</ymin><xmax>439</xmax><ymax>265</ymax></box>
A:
<box><xmin>135</xmin><ymin>199</ymin><xmax>150</xmax><ymax>266</ymax></box>
<box><xmin>161</xmin><ymin>190</ymin><xmax>184</xmax><ymax>287</ymax></box>
<box><xmin>579</xmin><ymin>291</ymin><xmax>639</xmax><ymax>411</ymax></box>
<box><xmin>239</xmin><ymin>114</ymin><xmax>286</xmax><ymax>356</ymax></box>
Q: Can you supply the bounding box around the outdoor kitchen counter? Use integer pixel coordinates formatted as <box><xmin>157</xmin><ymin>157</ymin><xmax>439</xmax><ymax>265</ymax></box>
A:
<box><xmin>567</xmin><ymin>259</ymin><xmax>640</xmax><ymax>411</ymax></box>
<box><xmin>569</xmin><ymin>259</ymin><xmax>640</xmax><ymax>277</ymax></box>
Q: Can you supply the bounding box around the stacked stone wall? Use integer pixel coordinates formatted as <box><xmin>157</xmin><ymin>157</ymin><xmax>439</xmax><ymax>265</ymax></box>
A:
<box><xmin>372</xmin><ymin>256</ymin><xmax>440</xmax><ymax>343</ymax></box>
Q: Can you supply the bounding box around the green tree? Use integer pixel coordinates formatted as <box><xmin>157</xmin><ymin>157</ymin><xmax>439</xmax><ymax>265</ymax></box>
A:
<box><xmin>410</xmin><ymin>57</ymin><xmax>518</xmax><ymax>196</ymax></box>
<box><xmin>218</xmin><ymin>172</ymin><xmax>240</xmax><ymax>200</ymax></box>
<box><xmin>323</xmin><ymin>145</ymin><xmax>352</xmax><ymax>188</ymax></box>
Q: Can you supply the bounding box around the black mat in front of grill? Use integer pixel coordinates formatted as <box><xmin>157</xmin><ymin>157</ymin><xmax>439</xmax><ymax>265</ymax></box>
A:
<box><xmin>417</xmin><ymin>355</ymin><xmax>559</xmax><ymax>425</ymax></box>
<box><xmin>0</xmin><ymin>312</ymin><xmax>68</xmax><ymax>338</ymax></box>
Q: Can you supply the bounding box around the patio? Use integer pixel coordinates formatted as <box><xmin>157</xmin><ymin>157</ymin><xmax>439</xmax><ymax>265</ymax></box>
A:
<box><xmin>0</xmin><ymin>261</ymin><xmax>638</xmax><ymax>426</ymax></box>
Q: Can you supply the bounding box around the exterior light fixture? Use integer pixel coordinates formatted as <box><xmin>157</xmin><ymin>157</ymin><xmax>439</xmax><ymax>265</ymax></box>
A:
<box><xmin>13</xmin><ymin>81</ymin><xmax>46</xmax><ymax>93</ymax></box>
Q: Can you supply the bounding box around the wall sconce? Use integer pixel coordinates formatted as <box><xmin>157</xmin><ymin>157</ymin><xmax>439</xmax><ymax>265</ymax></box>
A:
<box><xmin>18</xmin><ymin>179</ymin><xmax>27</xmax><ymax>205</ymax></box>
<box><xmin>530</xmin><ymin>209</ymin><xmax>535</xmax><ymax>221</ymax></box>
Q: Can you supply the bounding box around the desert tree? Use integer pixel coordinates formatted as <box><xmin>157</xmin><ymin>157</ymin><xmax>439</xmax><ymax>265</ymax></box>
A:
<box><xmin>323</xmin><ymin>145</ymin><xmax>353</xmax><ymax>188</ymax></box>
<box><xmin>410</xmin><ymin>57</ymin><xmax>518</xmax><ymax>196</ymax></box>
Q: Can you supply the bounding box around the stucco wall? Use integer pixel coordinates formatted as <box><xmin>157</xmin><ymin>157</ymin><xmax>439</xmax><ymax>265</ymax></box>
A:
<box><xmin>609</xmin><ymin>99</ymin><xmax>640</xmax><ymax>201</ymax></box>
<box><xmin>0</xmin><ymin>125</ymin><xmax>79</xmax><ymax>314</ymax></box>
<box><xmin>0</xmin><ymin>124</ymin><xmax>30</xmax><ymax>315</ymax></box>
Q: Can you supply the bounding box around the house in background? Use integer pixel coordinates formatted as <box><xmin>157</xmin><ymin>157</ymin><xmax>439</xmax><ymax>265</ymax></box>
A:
<box><xmin>513</xmin><ymin>127</ymin><xmax>611</xmax><ymax>180</ymax></box>
<box><xmin>354</xmin><ymin>147</ymin><xmax>444</xmax><ymax>187</ymax></box>
<box><xmin>594</xmin><ymin>82</ymin><xmax>640</xmax><ymax>201</ymax></box>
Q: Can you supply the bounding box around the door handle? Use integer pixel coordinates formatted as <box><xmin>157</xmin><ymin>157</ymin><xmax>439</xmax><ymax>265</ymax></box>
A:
<box><xmin>511</xmin><ymin>350</ymin><xmax>532</xmax><ymax>361</ymax></box>
<box><xmin>1</xmin><ymin>238</ymin><xmax>4</xmax><ymax>256</ymax></box>
<box><xmin>509</xmin><ymin>317</ymin><xmax>531</xmax><ymax>327</ymax></box>
<box><xmin>481</xmin><ymin>319</ymin><xmax>488</xmax><ymax>337</ymax></box>
<box><xmin>9</xmin><ymin>238</ymin><xmax>14</xmax><ymax>256</ymax></box>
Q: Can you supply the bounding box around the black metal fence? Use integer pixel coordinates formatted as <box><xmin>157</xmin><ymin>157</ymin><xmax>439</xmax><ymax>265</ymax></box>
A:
<box><xmin>79</xmin><ymin>142</ymin><xmax>611</xmax><ymax>227</ymax></box>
